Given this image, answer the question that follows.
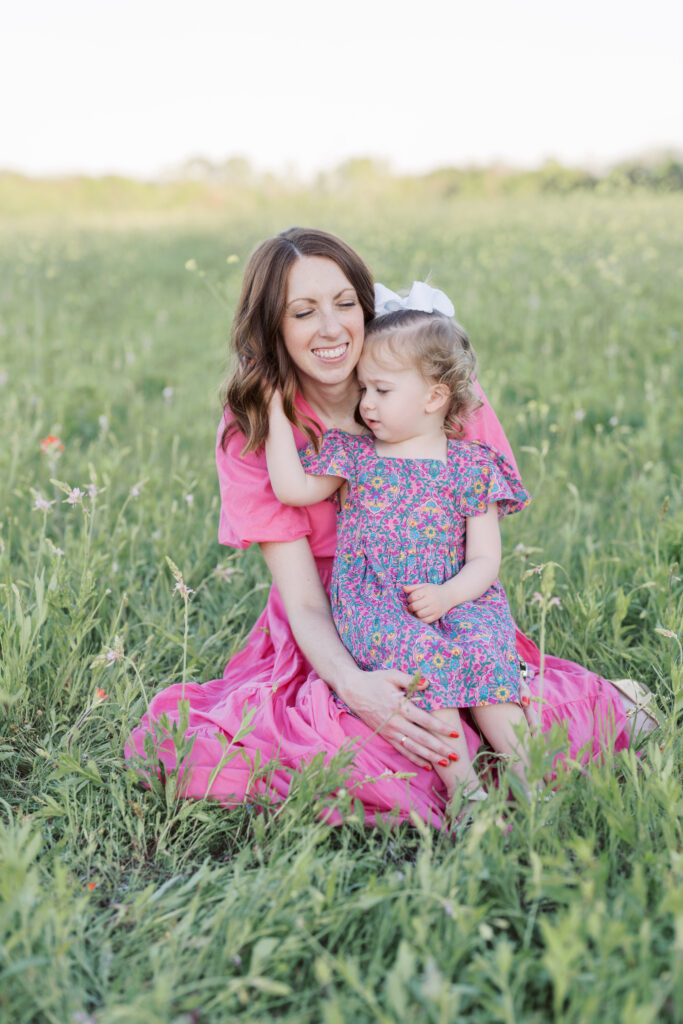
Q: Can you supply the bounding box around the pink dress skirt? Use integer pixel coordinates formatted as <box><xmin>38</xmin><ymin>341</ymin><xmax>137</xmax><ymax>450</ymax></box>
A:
<box><xmin>125</xmin><ymin>387</ymin><xmax>631</xmax><ymax>828</ymax></box>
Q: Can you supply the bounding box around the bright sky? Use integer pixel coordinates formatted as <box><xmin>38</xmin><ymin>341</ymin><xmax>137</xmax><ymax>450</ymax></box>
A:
<box><xmin>2</xmin><ymin>0</ymin><xmax>681</xmax><ymax>179</ymax></box>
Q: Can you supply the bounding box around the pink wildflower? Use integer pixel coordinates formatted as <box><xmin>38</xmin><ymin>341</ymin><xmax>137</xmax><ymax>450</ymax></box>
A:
<box><xmin>33</xmin><ymin>495</ymin><xmax>54</xmax><ymax>511</ymax></box>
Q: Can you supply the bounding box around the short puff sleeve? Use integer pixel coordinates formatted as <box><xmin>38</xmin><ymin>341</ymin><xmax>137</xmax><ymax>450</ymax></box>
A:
<box><xmin>452</xmin><ymin>441</ymin><xmax>531</xmax><ymax>519</ymax></box>
<box><xmin>298</xmin><ymin>429</ymin><xmax>361</xmax><ymax>485</ymax></box>
<box><xmin>216</xmin><ymin>416</ymin><xmax>313</xmax><ymax>549</ymax></box>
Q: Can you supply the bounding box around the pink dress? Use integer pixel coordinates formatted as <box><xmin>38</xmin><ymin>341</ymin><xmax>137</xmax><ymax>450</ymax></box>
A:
<box><xmin>125</xmin><ymin>385</ymin><xmax>631</xmax><ymax>828</ymax></box>
<box><xmin>299</xmin><ymin>432</ymin><xmax>531</xmax><ymax>709</ymax></box>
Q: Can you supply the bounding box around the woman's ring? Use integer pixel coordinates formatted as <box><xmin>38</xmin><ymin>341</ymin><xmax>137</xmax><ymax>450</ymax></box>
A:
<box><xmin>400</xmin><ymin>735</ymin><xmax>408</xmax><ymax>746</ymax></box>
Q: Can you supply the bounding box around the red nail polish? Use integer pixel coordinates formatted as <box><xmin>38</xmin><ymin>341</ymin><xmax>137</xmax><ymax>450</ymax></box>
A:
<box><xmin>449</xmin><ymin>731</ymin><xmax>459</xmax><ymax>738</ymax></box>
<box><xmin>419</xmin><ymin>681</ymin><xmax>429</xmax><ymax>689</ymax></box>
<box><xmin>448</xmin><ymin>753</ymin><xmax>459</xmax><ymax>762</ymax></box>
<box><xmin>522</xmin><ymin>696</ymin><xmax>530</xmax><ymax>706</ymax></box>
<box><xmin>438</xmin><ymin>758</ymin><xmax>449</xmax><ymax>767</ymax></box>
<box><xmin>423</xmin><ymin>764</ymin><xmax>433</xmax><ymax>771</ymax></box>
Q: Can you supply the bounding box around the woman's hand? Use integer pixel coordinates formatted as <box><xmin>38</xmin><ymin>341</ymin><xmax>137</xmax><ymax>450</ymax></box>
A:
<box><xmin>340</xmin><ymin>667</ymin><xmax>459</xmax><ymax>768</ymax></box>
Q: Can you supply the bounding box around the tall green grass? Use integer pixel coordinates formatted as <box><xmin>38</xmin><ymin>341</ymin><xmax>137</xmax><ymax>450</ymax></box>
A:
<box><xmin>1</xmin><ymin>194</ymin><xmax>681</xmax><ymax>1022</ymax></box>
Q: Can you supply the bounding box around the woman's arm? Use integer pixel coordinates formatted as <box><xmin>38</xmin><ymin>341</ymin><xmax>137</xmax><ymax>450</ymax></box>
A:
<box><xmin>266</xmin><ymin>391</ymin><xmax>342</xmax><ymax>506</ymax></box>
<box><xmin>404</xmin><ymin>504</ymin><xmax>501</xmax><ymax>623</ymax></box>
<box><xmin>260</xmin><ymin>537</ymin><xmax>459</xmax><ymax>767</ymax></box>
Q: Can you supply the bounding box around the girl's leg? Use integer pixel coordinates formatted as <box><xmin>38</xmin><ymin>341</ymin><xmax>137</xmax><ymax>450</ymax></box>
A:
<box><xmin>472</xmin><ymin>702</ymin><xmax>532</xmax><ymax>796</ymax></box>
<box><xmin>429</xmin><ymin>707</ymin><xmax>487</xmax><ymax>804</ymax></box>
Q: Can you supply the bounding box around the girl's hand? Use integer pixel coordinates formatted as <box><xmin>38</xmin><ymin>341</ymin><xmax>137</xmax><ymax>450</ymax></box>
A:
<box><xmin>403</xmin><ymin>582</ymin><xmax>451</xmax><ymax>624</ymax></box>
<box><xmin>341</xmin><ymin>668</ymin><xmax>457</xmax><ymax>768</ymax></box>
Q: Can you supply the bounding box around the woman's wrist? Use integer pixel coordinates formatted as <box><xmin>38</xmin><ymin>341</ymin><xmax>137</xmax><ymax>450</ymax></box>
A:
<box><xmin>330</xmin><ymin>662</ymin><xmax>365</xmax><ymax>703</ymax></box>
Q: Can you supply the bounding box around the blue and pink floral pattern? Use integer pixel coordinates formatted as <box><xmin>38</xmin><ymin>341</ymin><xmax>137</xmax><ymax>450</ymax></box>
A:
<box><xmin>299</xmin><ymin>432</ymin><xmax>531</xmax><ymax>710</ymax></box>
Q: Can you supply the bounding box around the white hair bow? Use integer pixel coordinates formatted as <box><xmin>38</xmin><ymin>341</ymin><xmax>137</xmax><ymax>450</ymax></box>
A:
<box><xmin>374</xmin><ymin>281</ymin><xmax>455</xmax><ymax>318</ymax></box>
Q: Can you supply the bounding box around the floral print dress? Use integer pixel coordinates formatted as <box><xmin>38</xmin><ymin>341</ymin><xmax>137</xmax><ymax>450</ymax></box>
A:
<box><xmin>300</xmin><ymin>431</ymin><xmax>531</xmax><ymax>710</ymax></box>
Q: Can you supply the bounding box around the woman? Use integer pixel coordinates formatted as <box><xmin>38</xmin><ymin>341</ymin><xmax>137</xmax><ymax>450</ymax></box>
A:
<box><xmin>125</xmin><ymin>227</ymin><xmax>651</xmax><ymax>827</ymax></box>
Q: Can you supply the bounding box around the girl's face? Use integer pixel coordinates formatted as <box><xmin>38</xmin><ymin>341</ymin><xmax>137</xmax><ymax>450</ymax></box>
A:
<box><xmin>281</xmin><ymin>256</ymin><xmax>365</xmax><ymax>390</ymax></box>
<box><xmin>357</xmin><ymin>344</ymin><xmax>443</xmax><ymax>443</ymax></box>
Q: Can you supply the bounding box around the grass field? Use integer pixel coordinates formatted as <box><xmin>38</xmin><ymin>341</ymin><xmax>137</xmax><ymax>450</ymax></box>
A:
<box><xmin>1</xmin><ymin>192</ymin><xmax>682</xmax><ymax>1023</ymax></box>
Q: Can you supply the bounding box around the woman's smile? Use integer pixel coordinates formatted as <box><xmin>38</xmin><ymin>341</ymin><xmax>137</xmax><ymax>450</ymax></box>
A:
<box><xmin>312</xmin><ymin>342</ymin><xmax>350</xmax><ymax>362</ymax></box>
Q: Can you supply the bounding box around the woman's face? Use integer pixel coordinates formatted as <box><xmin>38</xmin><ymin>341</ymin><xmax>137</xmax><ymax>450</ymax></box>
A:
<box><xmin>281</xmin><ymin>256</ymin><xmax>365</xmax><ymax>390</ymax></box>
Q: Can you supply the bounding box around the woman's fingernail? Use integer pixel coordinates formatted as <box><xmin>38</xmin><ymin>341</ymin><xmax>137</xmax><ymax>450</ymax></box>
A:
<box><xmin>449</xmin><ymin>731</ymin><xmax>459</xmax><ymax>738</ymax></box>
<box><xmin>438</xmin><ymin>758</ymin><xmax>449</xmax><ymax>767</ymax></box>
<box><xmin>448</xmin><ymin>753</ymin><xmax>459</xmax><ymax>762</ymax></box>
<box><xmin>522</xmin><ymin>696</ymin><xmax>530</xmax><ymax>706</ymax></box>
<box><xmin>419</xmin><ymin>681</ymin><xmax>429</xmax><ymax>689</ymax></box>
<box><xmin>423</xmin><ymin>764</ymin><xmax>433</xmax><ymax>771</ymax></box>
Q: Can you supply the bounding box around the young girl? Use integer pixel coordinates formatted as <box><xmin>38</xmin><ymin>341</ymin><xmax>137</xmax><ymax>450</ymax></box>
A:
<box><xmin>266</xmin><ymin>292</ymin><xmax>533</xmax><ymax>810</ymax></box>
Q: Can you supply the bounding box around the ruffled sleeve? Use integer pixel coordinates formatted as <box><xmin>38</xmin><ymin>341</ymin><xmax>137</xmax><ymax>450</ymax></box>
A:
<box><xmin>451</xmin><ymin>441</ymin><xmax>532</xmax><ymax>519</ymax></box>
<box><xmin>298</xmin><ymin>429</ymin><xmax>361</xmax><ymax>485</ymax></box>
<box><xmin>216</xmin><ymin>414</ymin><xmax>314</xmax><ymax>549</ymax></box>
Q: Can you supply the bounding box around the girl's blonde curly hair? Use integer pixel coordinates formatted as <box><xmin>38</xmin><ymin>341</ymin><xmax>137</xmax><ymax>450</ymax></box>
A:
<box><xmin>362</xmin><ymin>309</ymin><xmax>482</xmax><ymax>435</ymax></box>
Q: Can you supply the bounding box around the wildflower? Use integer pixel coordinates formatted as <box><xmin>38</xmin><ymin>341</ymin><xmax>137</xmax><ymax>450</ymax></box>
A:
<box><xmin>98</xmin><ymin>414</ymin><xmax>108</xmax><ymax>432</ymax></box>
<box><xmin>232</xmin><ymin>954</ymin><xmax>242</xmax><ymax>967</ymax></box>
<box><xmin>655</xmin><ymin>627</ymin><xmax>677</xmax><ymax>640</ymax></box>
<box><xmin>90</xmin><ymin>635</ymin><xmax>124</xmax><ymax>669</ymax></box>
<box><xmin>87</xmin><ymin>881</ymin><xmax>96</xmax><ymax>891</ymax></box>
<box><xmin>213</xmin><ymin>563</ymin><xmax>237</xmax><ymax>582</ymax></box>
<box><xmin>173</xmin><ymin>581</ymin><xmax>195</xmax><ymax>599</ymax></box>
<box><xmin>64</xmin><ymin>487</ymin><xmax>84</xmax><ymax>505</ymax></box>
<box><xmin>96</xmin><ymin>687</ymin><xmax>109</xmax><ymax>700</ymax></box>
<box><xmin>0</xmin><ymin>370</ymin><xmax>8</xmax><ymax>386</ymax></box>
<box><xmin>40</xmin><ymin>434</ymin><xmax>64</xmax><ymax>455</ymax></box>
<box><xmin>184</xmin><ymin>493</ymin><xmax>194</xmax><ymax>506</ymax></box>
<box><xmin>33</xmin><ymin>494</ymin><xmax>54</xmax><ymax>511</ymax></box>
<box><xmin>130</xmin><ymin>485</ymin><xmax>140</xmax><ymax>498</ymax></box>
<box><xmin>573</xmin><ymin>409</ymin><xmax>586</xmax><ymax>422</ymax></box>
<box><xmin>609</xmin><ymin>416</ymin><xmax>619</xmax><ymax>427</ymax></box>
<box><xmin>443</xmin><ymin>901</ymin><xmax>454</xmax><ymax>917</ymax></box>
<box><xmin>185</xmin><ymin>259</ymin><xmax>197</xmax><ymax>271</ymax></box>
<box><xmin>226</xmin><ymin>254</ymin><xmax>239</xmax><ymax>264</ymax></box>
<box><xmin>162</xmin><ymin>386</ymin><xmax>174</xmax><ymax>402</ymax></box>
<box><xmin>87</xmin><ymin>484</ymin><xmax>98</xmax><ymax>499</ymax></box>
<box><xmin>548</xmin><ymin>596</ymin><xmax>562</xmax><ymax>608</ymax></box>
<box><xmin>532</xmin><ymin>592</ymin><xmax>543</xmax><ymax>604</ymax></box>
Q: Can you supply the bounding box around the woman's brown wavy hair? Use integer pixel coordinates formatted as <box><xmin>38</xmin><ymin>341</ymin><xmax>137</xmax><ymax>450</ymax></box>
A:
<box><xmin>221</xmin><ymin>227</ymin><xmax>375</xmax><ymax>454</ymax></box>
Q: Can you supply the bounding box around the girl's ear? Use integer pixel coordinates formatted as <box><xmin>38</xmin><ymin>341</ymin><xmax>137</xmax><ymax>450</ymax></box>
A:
<box><xmin>425</xmin><ymin>383</ymin><xmax>450</xmax><ymax>413</ymax></box>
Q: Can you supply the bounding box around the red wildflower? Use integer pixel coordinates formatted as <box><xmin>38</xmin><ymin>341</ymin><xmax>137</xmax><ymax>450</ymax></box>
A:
<box><xmin>96</xmin><ymin>687</ymin><xmax>108</xmax><ymax>700</ymax></box>
<box><xmin>40</xmin><ymin>435</ymin><xmax>64</xmax><ymax>455</ymax></box>
<box><xmin>88</xmin><ymin>881</ymin><xmax>96</xmax><ymax>890</ymax></box>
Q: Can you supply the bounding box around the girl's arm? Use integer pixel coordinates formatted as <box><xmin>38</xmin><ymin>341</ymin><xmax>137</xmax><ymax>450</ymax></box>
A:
<box><xmin>266</xmin><ymin>391</ymin><xmax>342</xmax><ymax>507</ymax></box>
<box><xmin>259</xmin><ymin>537</ymin><xmax>460</xmax><ymax>767</ymax></box>
<box><xmin>404</xmin><ymin>504</ymin><xmax>501</xmax><ymax>623</ymax></box>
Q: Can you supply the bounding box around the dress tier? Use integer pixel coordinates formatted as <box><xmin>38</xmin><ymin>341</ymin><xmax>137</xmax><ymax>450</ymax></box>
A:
<box><xmin>125</xmin><ymin>385</ymin><xmax>631</xmax><ymax>828</ymax></box>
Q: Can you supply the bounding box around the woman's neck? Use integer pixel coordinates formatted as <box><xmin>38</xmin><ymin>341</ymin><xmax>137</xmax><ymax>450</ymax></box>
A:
<box><xmin>298</xmin><ymin>376</ymin><xmax>364</xmax><ymax>432</ymax></box>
